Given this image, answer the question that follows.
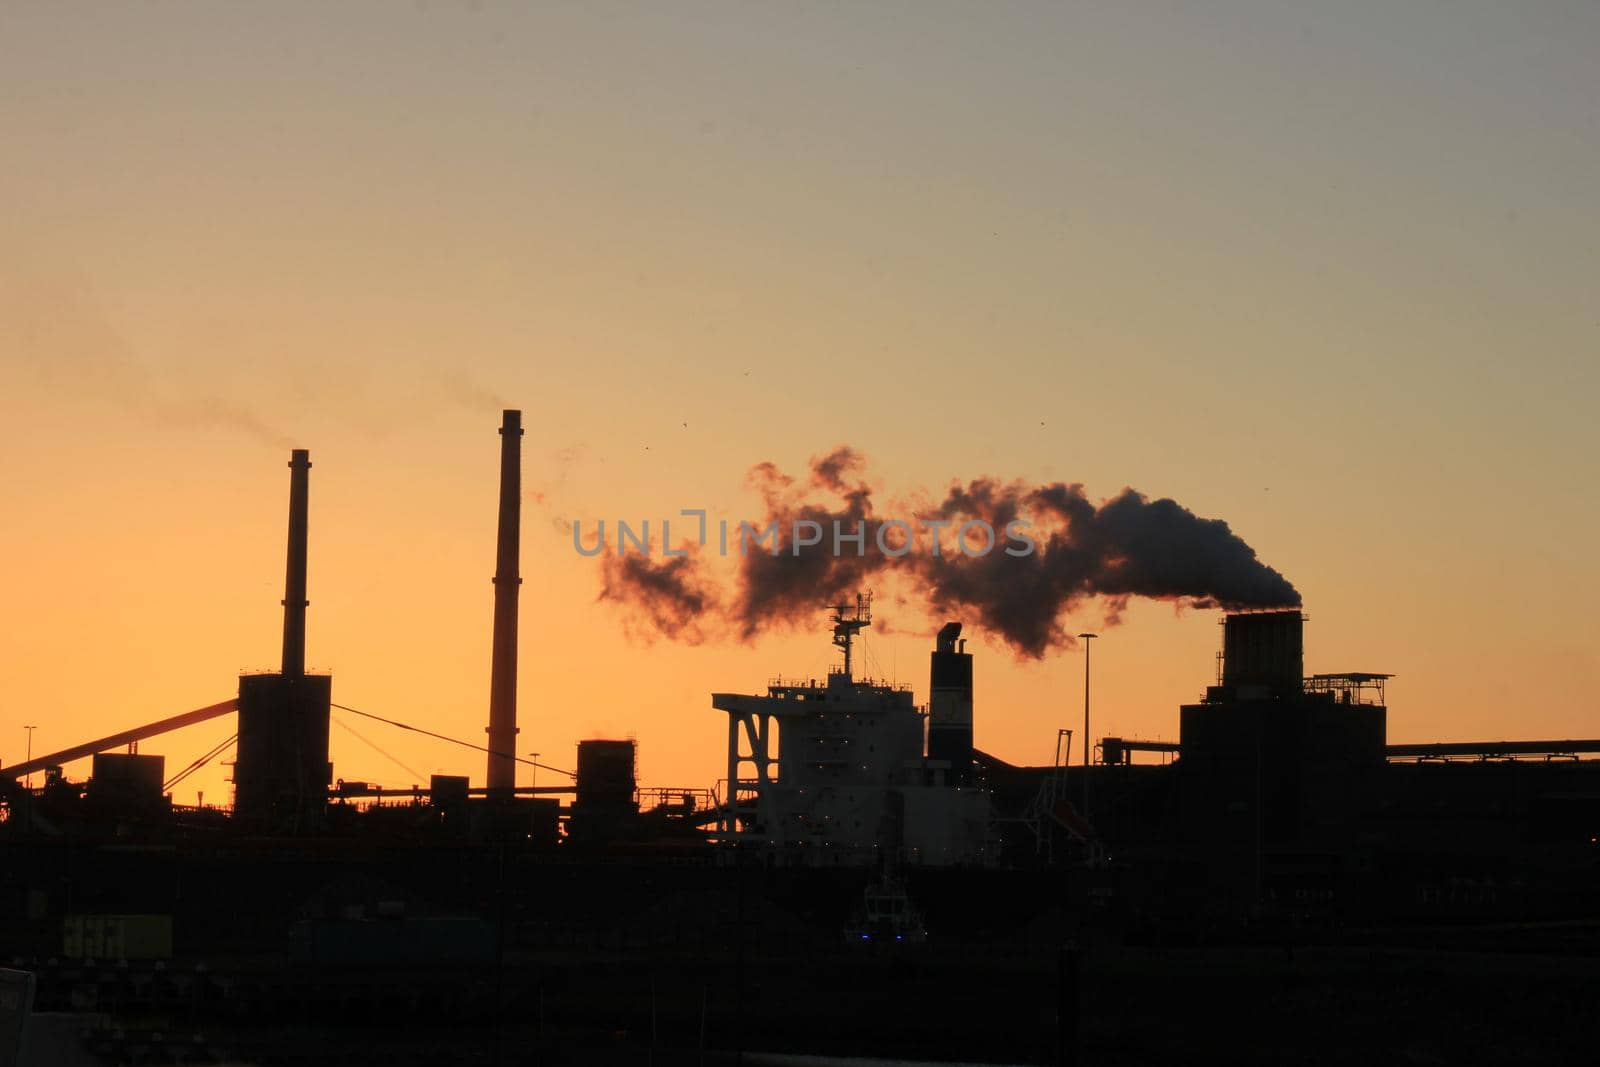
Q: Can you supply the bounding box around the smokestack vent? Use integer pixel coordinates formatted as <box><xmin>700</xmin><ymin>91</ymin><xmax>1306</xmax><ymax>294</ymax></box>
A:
<box><xmin>1221</xmin><ymin>609</ymin><xmax>1304</xmax><ymax>695</ymax></box>
<box><xmin>936</xmin><ymin>621</ymin><xmax>963</xmax><ymax>653</ymax></box>
<box><xmin>929</xmin><ymin>623</ymin><xmax>975</xmax><ymax>785</ymax></box>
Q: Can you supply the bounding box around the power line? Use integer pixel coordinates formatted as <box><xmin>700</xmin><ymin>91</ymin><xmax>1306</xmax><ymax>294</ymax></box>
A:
<box><xmin>164</xmin><ymin>733</ymin><xmax>237</xmax><ymax>792</ymax></box>
<box><xmin>165</xmin><ymin>733</ymin><xmax>236</xmax><ymax>791</ymax></box>
<box><xmin>330</xmin><ymin>702</ymin><xmax>574</xmax><ymax>779</ymax></box>
<box><xmin>331</xmin><ymin>716</ymin><xmax>426</xmax><ymax>783</ymax></box>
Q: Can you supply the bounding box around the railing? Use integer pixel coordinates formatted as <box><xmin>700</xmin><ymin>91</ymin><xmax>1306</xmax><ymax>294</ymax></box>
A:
<box><xmin>637</xmin><ymin>786</ymin><xmax>716</xmax><ymax>813</ymax></box>
<box><xmin>768</xmin><ymin>676</ymin><xmax>826</xmax><ymax>690</ymax></box>
<box><xmin>767</xmin><ymin>676</ymin><xmax>912</xmax><ymax>693</ymax></box>
<box><xmin>1303</xmin><ymin>673</ymin><xmax>1391</xmax><ymax>706</ymax></box>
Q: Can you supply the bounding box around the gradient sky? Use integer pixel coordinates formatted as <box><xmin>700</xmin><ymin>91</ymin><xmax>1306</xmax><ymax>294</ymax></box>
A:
<box><xmin>3</xmin><ymin>2</ymin><xmax>1596</xmax><ymax>803</ymax></box>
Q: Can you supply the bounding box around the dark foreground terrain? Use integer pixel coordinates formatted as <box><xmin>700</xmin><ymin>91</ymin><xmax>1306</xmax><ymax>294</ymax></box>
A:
<box><xmin>14</xmin><ymin>927</ymin><xmax>1600</xmax><ymax>1066</ymax></box>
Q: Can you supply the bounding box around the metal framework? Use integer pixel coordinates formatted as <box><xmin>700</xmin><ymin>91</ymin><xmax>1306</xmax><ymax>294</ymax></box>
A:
<box><xmin>1019</xmin><ymin>729</ymin><xmax>1074</xmax><ymax>862</ymax></box>
<box><xmin>637</xmin><ymin>786</ymin><xmax>716</xmax><ymax>816</ymax></box>
<box><xmin>2</xmin><ymin>700</ymin><xmax>238</xmax><ymax>781</ymax></box>
<box><xmin>1097</xmin><ymin>737</ymin><xmax>1180</xmax><ymax>765</ymax></box>
<box><xmin>1387</xmin><ymin>739</ymin><xmax>1600</xmax><ymax>763</ymax></box>
<box><xmin>718</xmin><ymin>695</ymin><xmax>781</xmax><ymax>839</ymax></box>
<box><xmin>827</xmin><ymin>592</ymin><xmax>872</xmax><ymax>679</ymax></box>
<box><xmin>1303</xmin><ymin>672</ymin><xmax>1392</xmax><ymax>705</ymax></box>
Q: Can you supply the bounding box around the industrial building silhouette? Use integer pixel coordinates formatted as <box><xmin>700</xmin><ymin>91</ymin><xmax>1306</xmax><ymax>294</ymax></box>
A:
<box><xmin>3</xmin><ymin>413</ymin><xmax>1598</xmax><ymax>1065</ymax></box>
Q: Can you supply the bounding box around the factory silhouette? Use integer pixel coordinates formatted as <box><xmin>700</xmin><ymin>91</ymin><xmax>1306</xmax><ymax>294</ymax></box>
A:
<box><xmin>3</xmin><ymin>411</ymin><xmax>1598</xmax><ymax>1066</ymax></box>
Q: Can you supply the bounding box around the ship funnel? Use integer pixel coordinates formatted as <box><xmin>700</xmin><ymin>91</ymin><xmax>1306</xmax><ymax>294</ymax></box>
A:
<box><xmin>936</xmin><ymin>621</ymin><xmax>962</xmax><ymax>653</ymax></box>
<box><xmin>929</xmin><ymin>621</ymin><xmax>974</xmax><ymax>785</ymax></box>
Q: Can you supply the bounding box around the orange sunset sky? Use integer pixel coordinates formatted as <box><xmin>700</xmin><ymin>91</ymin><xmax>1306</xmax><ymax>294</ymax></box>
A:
<box><xmin>2</xmin><ymin>3</ymin><xmax>1596</xmax><ymax>803</ymax></box>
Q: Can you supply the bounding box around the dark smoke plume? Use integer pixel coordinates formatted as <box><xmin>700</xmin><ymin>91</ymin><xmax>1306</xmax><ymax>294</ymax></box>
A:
<box><xmin>599</xmin><ymin>545</ymin><xmax>722</xmax><ymax>646</ymax></box>
<box><xmin>596</xmin><ymin>447</ymin><xmax>1299</xmax><ymax>658</ymax></box>
<box><xmin>733</xmin><ymin>446</ymin><xmax>881</xmax><ymax>637</ymax></box>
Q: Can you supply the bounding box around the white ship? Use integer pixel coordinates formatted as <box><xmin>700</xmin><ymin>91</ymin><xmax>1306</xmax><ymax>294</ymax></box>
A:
<box><xmin>712</xmin><ymin>594</ymin><xmax>991</xmax><ymax>867</ymax></box>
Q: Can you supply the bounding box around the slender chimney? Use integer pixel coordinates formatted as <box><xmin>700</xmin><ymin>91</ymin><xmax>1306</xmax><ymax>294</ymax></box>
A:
<box><xmin>486</xmin><ymin>410</ymin><xmax>523</xmax><ymax>795</ymax></box>
<box><xmin>281</xmin><ymin>449</ymin><xmax>311</xmax><ymax>679</ymax></box>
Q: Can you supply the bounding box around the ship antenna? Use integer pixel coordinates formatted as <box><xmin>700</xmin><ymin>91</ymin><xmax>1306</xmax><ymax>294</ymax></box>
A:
<box><xmin>829</xmin><ymin>591</ymin><xmax>873</xmax><ymax>681</ymax></box>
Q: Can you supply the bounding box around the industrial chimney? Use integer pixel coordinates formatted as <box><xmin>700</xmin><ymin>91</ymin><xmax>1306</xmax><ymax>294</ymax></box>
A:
<box><xmin>281</xmin><ymin>449</ymin><xmax>311</xmax><ymax>679</ymax></box>
<box><xmin>235</xmin><ymin>448</ymin><xmax>332</xmax><ymax>830</ymax></box>
<box><xmin>1221</xmin><ymin>609</ymin><xmax>1305</xmax><ymax>697</ymax></box>
<box><xmin>928</xmin><ymin>621</ymin><xmax>974</xmax><ymax>786</ymax></box>
<box><xmin>486</xmin><ymin>410</ymin><xmax>523</xmax><ymax>797</ymax></box>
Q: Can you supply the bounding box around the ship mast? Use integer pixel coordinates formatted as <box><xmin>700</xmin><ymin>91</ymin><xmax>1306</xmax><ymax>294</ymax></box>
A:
<box><xmin>829</xmin><ymin>592</ymin><xmax>873</xmax><ymax>681</ymax></box>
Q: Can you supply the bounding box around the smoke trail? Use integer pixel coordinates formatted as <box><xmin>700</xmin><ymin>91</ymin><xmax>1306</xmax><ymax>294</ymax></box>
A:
<box><xmin>599</xmin><ymin>544</ymin><xmax>722</xmax><ymax>646</ymax></box>
<box><xmin>595</xmin><ymin>448</ymin><xmax>1299</xmax><ymax>658</ymax></box>
<box><xmin>732</xmin><ymin>446</ymin><xmax>884</xmax><ymax>637</ymax></box>
<box><xmin>176</xmin><ymin>397</ymin><xmax>297</xmax><ymax>450</ymax></box>
<box><xmin>432</xmin><ymin>367</ymin><xmax>511</xmax><ymax>414</ymax></box>
<box><xmin>1</xmin><ymin>269</ymin><xmax>302</xmax><ymax>449</ymax></box>
<box><xmin>916</xmin><ymin>480</ymin><xmax>1299</xmax><ymax>655</ymax></box>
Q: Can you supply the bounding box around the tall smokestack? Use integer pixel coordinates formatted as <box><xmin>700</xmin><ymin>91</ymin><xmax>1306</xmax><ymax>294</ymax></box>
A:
<box><xmin>486</xmin><ymin>410</ymin><xmax>523</xmax><ymax>795</ymax></box>
<box><xmin>281</xmin><ymin>449</ymin><xmax>311</xmax><ymax>679</ymax></box>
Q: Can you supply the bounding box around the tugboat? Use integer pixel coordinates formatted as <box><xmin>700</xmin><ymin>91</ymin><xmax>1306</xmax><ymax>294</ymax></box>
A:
<box><xmin>844</xmin><ymin>871</ymin><xmax>929</xmax><ymax>946</ymax></box>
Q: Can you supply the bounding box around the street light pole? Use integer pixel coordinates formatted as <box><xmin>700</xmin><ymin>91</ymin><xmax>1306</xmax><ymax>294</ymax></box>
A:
<box><xmin>1076</xmin><ymin>635</ymin><xmax>1096</xmax><ymax>829</ymax></box>
<box><xmin>23</xmin><ymin>725</ymin><xmax>36</xmax><ymax>790</ymax></box>
<box><xmin>529</xmin><ymin>752</ymin><xmax>539</xmax><ymax>791</ymax></box>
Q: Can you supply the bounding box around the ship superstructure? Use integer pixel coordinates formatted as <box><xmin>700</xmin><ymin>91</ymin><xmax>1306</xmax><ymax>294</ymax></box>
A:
<box><xmin>712</xmin><ymin>594</ymin><xmax>991</xmax><ymax>866</ymax></box>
